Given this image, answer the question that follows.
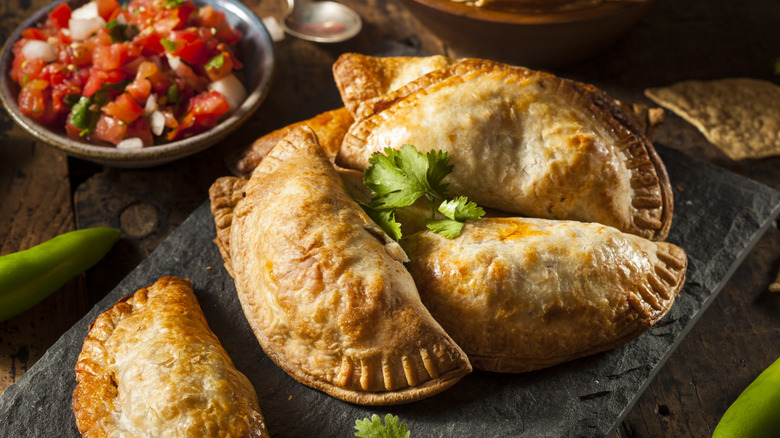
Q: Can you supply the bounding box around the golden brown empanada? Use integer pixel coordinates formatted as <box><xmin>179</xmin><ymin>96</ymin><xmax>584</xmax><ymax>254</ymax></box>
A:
<box><xmin>232</xmin><ymin>107</ymin><xmax>354</xmax><ymax>177</ymax></box>
<box><xmin>332</xmin><ymin>52</ymin><xmax>455</xmax><ymax>118</ymax></box>
<box><xmin>208</xmin><ymin>126</ymin><xmax>471</xmax><ymax>405</ymax></box>
<box><xmin>72</xmin><ymin>276</ymin><xmax>269</xmax><ymax>438</ymax></box>
<box><xmin>401</xmin><ymin>218</ymin><xmax>687</xmax><ymax>373</ymax></box>
<box><xmin>338</xmin><ymin>58</ymin><xmax>673</xmax><ymax>241</ymax></box>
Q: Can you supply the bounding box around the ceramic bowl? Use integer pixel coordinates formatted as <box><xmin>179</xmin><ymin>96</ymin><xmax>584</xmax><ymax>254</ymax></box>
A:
<box><xmin>0</xmin><ymin>0</ymin><xmax>274</xmax><ymax>167</ymax></box>
<box><xmin>398</xmin><ymin>0</ymin><xmax>663</xmax><ymax>68</ymax></box>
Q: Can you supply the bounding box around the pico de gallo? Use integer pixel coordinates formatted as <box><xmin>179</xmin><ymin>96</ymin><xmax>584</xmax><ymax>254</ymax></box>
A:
<box><xmin>9</xmin><ymin>0</ymin><xmax>247</xmax><ymax>148</ymax></box>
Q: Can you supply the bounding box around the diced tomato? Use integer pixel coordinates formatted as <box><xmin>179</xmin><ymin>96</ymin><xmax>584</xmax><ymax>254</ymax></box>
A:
<box><xmin>82</xmin><ymin>68</ymin><xmax>125</xmax><ymax>97</ymax></box>
<box><xmin>196</xmin><ymin>5</ymin><xmax>223</xmax><ymax>27</ymax></box>
<box><xmin>173</xmin><ymin>61</ymin><xmax>207</xmax><ymax>93</ymax></box>
<box><xmin>96</xmin><ymin>0</ymin><xmax>121</xmax><ymax>20</ymax></box>
<box><xmin>102</xmin><ymin>92</ymin><xmax>144</xmax><ymax>123</ymax></box>
<box><xmin>188</xmin><ymin>90</ymin><xmax>230</xmax><ymax>117</ymax></box>
<box><xmin>213</xmin><ymin>21</ymin><xmax>241</xmax><ymax>45</ymax></box>
<box><xmin>205</xmin><ymin>51</ymin><xmax>233</xmax><ymax>81</ymax></box>
<box><xmin>21</xmin><ymin>28</ymin><xmax>46</xmax><ymax>41</ymax></box>
<box><xmin>125</xmin><ymin>116</ymin><xmax>153</xmax><ymax>146</ymax></box>
<box><xmin>125</xmin><ymin>78</ymin><xmax>151</xmax><ymax>104</ymax></box>
<box><xmin>94</xmin><ymin>114</ymin><xmax>127</xmax><ymax>144</ymax></box>
<box><xmin>19</xmin><ymin>80</ymin><xmax>58</xmax><ymax>124</ymax></box>
<box><xmin>174</xmin><ymin>2</ymin><xmax>197</xmax><ymax>30</ymax></box>
<box><xmin>177</xmin><ymin>39</ymin><xmax>211</xmax><ymax>65</ymax></box>
<box><xmin>58</xmin><ymin>43</ymin><xmax>92</xmax><ymax>67</ymax></box>
<box><xmin>154</xmin><ymin>16</ymin><xmax>180</xmax><ymax>35</ymax></box>
<box><xmin>133</xmin><ymin>32</ymin><xmax>164</xmax><ymax>56</ymax></box>
<box><xmin>47</xmin><ymin>3</ymin><xmax>72</xmax><ymax>30</ymax></box>
<box><xmin>93</xmin><ymin>43</ymin><xmax>129</xmax><ymax>71</ymax></box>
<box><xmin>65</xmin><ymin>114</ymin><xmax>83</xmax><ymax>140</ymax></box>
<box><xmin>57</xmin><ymin>28</ymin><xmax>72</xmax><ymax>45</ymax></box>
<box><xmin>51</xmin><ymin>82</ymin><xmax>81</xmax><ymax>114</ymax></box>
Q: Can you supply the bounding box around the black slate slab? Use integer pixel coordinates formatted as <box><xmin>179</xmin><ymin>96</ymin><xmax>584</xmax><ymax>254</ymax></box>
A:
<box><xmin>2</xmin><ymin>146</ymin><xmax>780</xmax><ymax>438</ymax></box>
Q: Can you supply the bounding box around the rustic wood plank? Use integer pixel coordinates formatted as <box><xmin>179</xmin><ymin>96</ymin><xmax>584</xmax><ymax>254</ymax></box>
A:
<box><xmin>0</xmin><ymin>127</ymin><xmax>84</xmax><ymax>395</ymax></box>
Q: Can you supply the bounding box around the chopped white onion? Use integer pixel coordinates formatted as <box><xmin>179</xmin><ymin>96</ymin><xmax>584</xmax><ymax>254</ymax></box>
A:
<box><xmin>165</xmin><ymin>53</ymin><xmax>181</xmax><ymax>70</ymax></box>
<box><xmin>116</xmin><ymin>137</ymin><xmax>144</xmax><ymax>149</ymax></box>
<box><xmin>150</xmin><ymin>111</ymin><xmax>165</xmax><ymax>136</ymax></box>
<box><xmin>69</xmin><ymin>17</ymin><xmax>106</xmax><ymax>41</ymax></box>
<box><xmin>21</xmin><ymin>40</ymin><xmax>58</xmax><ymax>62</ymax></box>
<box><xmin>144</xmin><ymin>93</ymin><xmax>158</xmax><ymax>115</ymax></box>
<box><xmin>115</xmin><ymin>12</ymin><xmax>128</xmax><ymax>25</ymax></box>
<box><xmin>70</xmin><ymin>2</ymin><xmax>100</xmax><ymax>20</ymax></box>
<box><xmin>208</xmin><ymin>74</ymin><xmax>246</xmax><ymax>111</ymax></box>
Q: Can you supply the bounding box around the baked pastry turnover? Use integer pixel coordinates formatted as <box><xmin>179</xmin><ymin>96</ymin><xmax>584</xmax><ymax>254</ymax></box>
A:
<box><xmin>332</xmin><ymin>52</ymin><xmax>455</xmax><ymax>118</ymax></box>
<box><xmin>338</xmin><ymin>57</ymin><xmax>673</xmax><ymax>240</ymax></box>
<box><xmin>401</xmin><ymin>218</ymin><xmax>687</xmax><ymax>373</ymax></box>
<box><xmin>233</xmin><ymin>107</ymin><xmax>354</xmax><ymax>177</ymax></box>
<box><xmin>72</xmin><ymin>276</ymin><xmax>269</xmax><ymax>438</ymax></box>
<box><xmin>209</xmin><ymin>126</ymin><xmax>471</xmax><ymax>405</ymax></box>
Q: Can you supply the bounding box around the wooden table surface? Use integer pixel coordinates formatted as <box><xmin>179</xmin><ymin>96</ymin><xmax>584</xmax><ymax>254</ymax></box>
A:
<box><xmin>1</xmin><ymin>0</ymin><xmax>779</xmax><ymax>436</ymax></box>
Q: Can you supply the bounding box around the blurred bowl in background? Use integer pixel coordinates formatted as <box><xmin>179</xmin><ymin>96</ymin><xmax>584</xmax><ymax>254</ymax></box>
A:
<box><xmin>397</xmin><ymin>0</ymin><xmax>664</xmax><ymax>68</ymax></box>
<box><xmin>0</xmin><ymin>0</ymin><xmax>274</xmax><ymax>168</ymax></box>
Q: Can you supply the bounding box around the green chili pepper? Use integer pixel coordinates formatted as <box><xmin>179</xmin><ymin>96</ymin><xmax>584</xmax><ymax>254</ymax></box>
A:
<box><xmin>713</xmin><ymin>355</ymin><xmax>780</xmax><ymax>438</ymax></box>
<box><xmin>0</xmin><ymin>227</ymin><xmax>121</xmax><ymax>322</ymax></box>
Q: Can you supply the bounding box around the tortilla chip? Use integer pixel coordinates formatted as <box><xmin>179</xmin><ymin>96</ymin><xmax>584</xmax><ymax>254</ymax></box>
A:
<box><xmin>645</xmin><ymin>78</ymin><xmax>780</xmax><ymax>160</ymax></box>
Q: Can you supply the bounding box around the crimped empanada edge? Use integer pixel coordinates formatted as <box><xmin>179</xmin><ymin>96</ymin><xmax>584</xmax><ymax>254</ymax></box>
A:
<box><xmin>208</xmin><ymin>176</ymin><xmax>248</xmax><ymax>279</ymax></box>
<box><xmin>468</xmin><ymin>241</ymin><xmax>688</xmax><ymax>374</ymax></box>
<box><xmin>260</xmin><ymin>345</ymin><xmax>472</xmax><ymax>406</ymax></box>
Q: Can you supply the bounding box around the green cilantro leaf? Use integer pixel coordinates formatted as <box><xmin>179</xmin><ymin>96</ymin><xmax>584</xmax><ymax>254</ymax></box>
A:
<box><xmin>364</xmin><ymin>145</ymin><xmax>432</xmax><ymax>209</ymax></box>
<box><xmin>163</xmin><ymin>0</ymin><xmax>185</xmax><ymax>8</ymax></box>
<box><xmin>205</xmin><ymin>53</ymin><xmax>225</xmax><ymax>71</ymax></box>
<box><xmin>161</xmin><ymin>38</ymin><xmax>179</xmax><ymax>52</ymax></box>
<box><xmin>425</xmin><ymin>218</ymin><xmax>465</xmax><ymax>239</ymax></box>
<box><xmin>437</xmin><ymin>196</ymin><xmax>485</xmax><ymax>222</ymax></box>
<box><xmin>361</xmin><ymin>145</ymin><xmax>483</xmax><ymax>240</ymax></box>
<box><xmin>355</xmin><ymin>414</ymin><xmax>410</xmax><ymax>438</ymax></box>
<box><xmin>424</xmin><ymin>149</ymin><xmax>452</xmax><ymax>199</ymax></box>
<box><xmin>360</xmin><ymin>203</ymin><xmax>402</xmax><ymax>242</ymax></box>
<box><xmin>70</xmin><ymin>96</ymin><xmax>97</xmax><ymax>131</ymax></box>
<box><xmin>105</xmin><ymin>20</ymin><xmax>139</xmax><ymax>43</ymax></box>
<box><xmin>166</xmin><ymin>83</ymin><xmax>180</xmax><ymax>104</ymax></box>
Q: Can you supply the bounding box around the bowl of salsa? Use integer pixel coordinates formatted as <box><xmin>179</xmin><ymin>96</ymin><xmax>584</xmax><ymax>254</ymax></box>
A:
<box><xmin>0</xmin><ymin>0</ymin><xmax>274</xmax><ymax>167</ymax></box>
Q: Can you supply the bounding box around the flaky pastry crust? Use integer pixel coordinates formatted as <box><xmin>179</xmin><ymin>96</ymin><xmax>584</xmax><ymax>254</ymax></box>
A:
<box><xmin>337</xmin><ymin>57</ymin><xmax>673</xmax><ymax>241</ymax></box>
<box><xmin>209</xmin><ymin>126</ymin><xmax>471</xmax><ymax>405</ymax></box>
<box><xmin>72</xmin><ymin>276</ymin><xmax>269</xmax><ymax>438</ymax></box>
<box><xmin>232</xmin><ymin>107</ymin><xmax>354</xmax><ymax>177</ymax></box>
<box><xmin>402</xmin><ymin>218</ymin><xmax>687</xmax><ymax>373</ymax></box>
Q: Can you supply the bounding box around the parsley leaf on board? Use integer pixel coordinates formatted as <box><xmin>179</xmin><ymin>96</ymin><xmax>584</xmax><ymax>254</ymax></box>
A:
<box><xmin>355</xmin><ymin>414</ymin><xmax>411</xmax><ymax>438</ymax></box>
<box><xmin>361</xmin><ymin>145</ymin><xmax>484</xmax><ymax>240</ymax></box>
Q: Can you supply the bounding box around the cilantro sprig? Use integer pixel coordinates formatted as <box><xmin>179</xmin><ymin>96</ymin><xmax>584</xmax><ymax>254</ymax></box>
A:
<box><xmin>361</xmin><ymin>145</ymin><xmax>484</xmax><ymax>240</ymax></box>
<box><xmin>355</xmin><ymin>414</ymin><xmax>410</xmax><ymax>438</ymax></box>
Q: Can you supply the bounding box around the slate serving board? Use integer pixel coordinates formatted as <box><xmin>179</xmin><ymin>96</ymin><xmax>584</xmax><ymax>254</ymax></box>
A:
<box><xmin>2</xmin><ymin>146</ymin><xmax>780</xmax><ymax>438</ymax></box>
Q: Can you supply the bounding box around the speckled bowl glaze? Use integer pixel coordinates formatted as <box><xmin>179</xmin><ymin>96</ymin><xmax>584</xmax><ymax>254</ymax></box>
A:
<box><xmin>0</xmin><ymin>0</ymin><xmax>274</xmax><ymax>167</ymax></box>
<box><xmin>398</xmin><ymin>0</ymin><xmax>663</xmax><ymax>68</ymax></box>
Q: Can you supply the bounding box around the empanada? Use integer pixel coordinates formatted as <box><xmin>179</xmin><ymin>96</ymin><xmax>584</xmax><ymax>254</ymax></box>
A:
<box><xmin>338</xmin><ymin>58</ymin><xmax>673</xmax><ymax>241</ymax></box>
<box><xmin>332</xmin><ymin>53</ymin><xmax>455</xmax><ymax>118</ymax></box>
<box><xmin>72</xmin><ymin>276</ymin><xmax>269</xmax><ymax>438</ymax></box>
<box><xmin>232</xmin><ymin>107</ymin><xmax>354</xmax><ymax>177</ymax></box>
<box><xmin>209</xmin><ymin>126</ymin><xmax>471</xmax><ymax>405</ymax></box>
<box><xmin>401</xmin><ymin>218</ymin><xmax>687</xmax><ymax>373</ymax></box>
